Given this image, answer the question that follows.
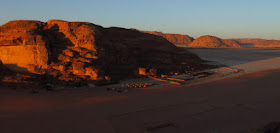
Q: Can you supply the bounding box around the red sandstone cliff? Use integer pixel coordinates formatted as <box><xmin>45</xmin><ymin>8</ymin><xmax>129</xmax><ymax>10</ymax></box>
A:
<box><xmin>142</xmin><ymin>31</ymin><xmax>194</xmax><ymax>46</ymax></box>
<box><xmin>229</xmin><ymin>38</ymin><xmax>280</xmax><ymax>48</ymax></box>
<box><xmin>254</xmin><ymin>40</ymin><xmax>280</xmax><ymax>48</ymax></box>
<box><xmin>0</xmin><ymin>20</ymin><xmax>49</xmax><ymax>71</ymax></box>
<box><xmin>0</xmin><ymin>20</ymin><xmax>201</xmax><ymax>82</ymax></box>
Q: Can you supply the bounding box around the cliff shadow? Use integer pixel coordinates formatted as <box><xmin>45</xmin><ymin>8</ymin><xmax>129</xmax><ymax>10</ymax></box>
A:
<box><xmin>0</xmin><ymin>63</ymin><xmax>88</xmax><ymax>91</ymax></box>
<box><xmin>43</xmin><ymin>24</ymin><xmax>75</xmax><ymax>63</ymax></box>
<box><xmin>3</xmin><ymin>64</ymin><xmax>29</xmax><ymax>72</ymax></box>
<box><xmin>0</xmin><ymin>64</ymin><xmax>39</xmax><ymax>90</ymax></box>
<box><xmin>239</xmin><ymin>43</ymin><xmax>255</xmax><ymax>48</ymax></box>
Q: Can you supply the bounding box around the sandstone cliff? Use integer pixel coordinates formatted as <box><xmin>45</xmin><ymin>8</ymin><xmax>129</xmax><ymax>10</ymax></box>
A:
<box><xmin>254</xmin><ymin>40</ymin><xmax>280</xmax><ymax>48</ymax></box>
<box><xmin>0</xmin><ymin>20</ymin><xmax>201</xmax><ymax>83</ymax></box>
<box><xmin>142</xmin><ymin>31</ymin><xmax>194</xmax><ymax>46</ymax></box>
<box><xmin>229</xmin><ymin>38</ymin><xmax>280</xmax><ymax>48</ymax></box>
<box><xmin>0</xmin><ymin>20</ymin><xmax>49</xmax><ymax>71</ymax></box>
<box><xmin>189</xmin><ymin>35</ymin><xmax>241</xmax><ymax>48</ymax></box>
<box><xmin>229</xmin><ymin>38</ymin><xmax>266</xmax><ymax>47</ymax></box>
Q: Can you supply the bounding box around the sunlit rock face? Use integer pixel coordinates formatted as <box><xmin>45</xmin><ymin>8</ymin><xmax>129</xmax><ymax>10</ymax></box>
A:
<box><xmin>0</xmin><ymin>20</ymin><xmax>201</xmax><ymax>81</ymax></box>
<box><xmin>189</xmin><ymin>35</ymin><xmax>241</xmax><ymax>48</ymax></box>
<box><xmin>0</xmin><ymin>20</ymin><xmax>49</xmax><ymax>72</ymax></box>
<box><xmin>142</xmin><ymin>31</ymin><xmax>194</xmax><ymax>46</ymax></box>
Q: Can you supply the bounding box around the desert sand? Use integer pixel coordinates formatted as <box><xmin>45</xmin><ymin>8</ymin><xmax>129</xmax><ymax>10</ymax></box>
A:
<box><xmin>1</xmin><ymin>48</ymin><xmax>280</xmax><ymax>133</ymax></box>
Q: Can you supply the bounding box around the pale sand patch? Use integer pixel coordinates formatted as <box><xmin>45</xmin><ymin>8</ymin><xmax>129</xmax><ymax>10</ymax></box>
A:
<box><xmin>186</xmin><ymin>57</ymin><xmax>280</xmax><ymax>87</ymax></box>
<box><xmin>233</xmin><ymin>57</ymin><xmax>280</xmax><ymax>73</ymax></box>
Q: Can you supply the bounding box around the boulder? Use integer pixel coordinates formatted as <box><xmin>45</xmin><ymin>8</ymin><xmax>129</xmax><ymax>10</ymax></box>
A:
<box><xmin>138</xmin><ymin>68</ymin><xmax>147</xmax><ymax>75</ymax></box>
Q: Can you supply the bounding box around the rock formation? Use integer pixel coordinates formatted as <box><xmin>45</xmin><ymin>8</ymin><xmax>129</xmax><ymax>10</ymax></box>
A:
<box><xmin>0</xmin><ymin>20</ymin><xmax>201</xmax><ymax>83</ymax></box>
<box><xmin>230</xmin><ymin>38</ymin><xmax>280</xmax><ymax>48</ymax></box>
<box><xmin>254</xmin><ymin>40</ymin><xmax>280</xmax><ymax>48</ymax></box>
<box><xmin>0</xmin><ymin>20</ymin><xmax>49</xmax><ymax>72</ymax></box>
<box><xmin>228</xmin><ymin>38</ymin><xmax>265</xmax><ymax>47</ymax></box>
<box><xmin>142</xmin><ymin>31</ymin><xmax>194</xmax><ymax>46</ymax></box>
<box><xmin>189</xmin><ymin>35</ymin><xmax>241</xmax><ymax>48</ymax></box>
<box><xmin>222</xmin><ymin>39</ymin><xmax>242</xmax><ymax>47</ymax></box>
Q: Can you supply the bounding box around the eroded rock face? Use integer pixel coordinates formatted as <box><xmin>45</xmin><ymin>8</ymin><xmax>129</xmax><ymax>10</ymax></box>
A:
<box><xmin>0</xmin><ymin>20</ymin><xmax>201</xmax><ymax>82</ymax></box>
<box><xmin>189</xmin><ymin>35</ymin><xmax>241</xmax><ymax>48</ymax></box>
<box><xmin>143</xmin><ymin>31</ymin><xmax>194</xmax><ymax>46</ymax></box>
<box><xmin>43</xmin><ymin>20</ymin><xmax>103</xmax><ymax>80</ymax></box>
<box><xmin>0</xmin><ymin>20</ymin><xmax>48</xmax><ymax>72</ymax></box>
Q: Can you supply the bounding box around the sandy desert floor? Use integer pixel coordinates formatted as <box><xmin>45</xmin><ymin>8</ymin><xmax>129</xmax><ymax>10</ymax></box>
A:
<box><xmin>189</xmin><ymin>48</ymin><xmax>280</xmax><ymax>72</ymax></box>
<box><xmin>1</xmin><ymin>48</ymin><xmax>280</xmax><ymax>133</ymax></box>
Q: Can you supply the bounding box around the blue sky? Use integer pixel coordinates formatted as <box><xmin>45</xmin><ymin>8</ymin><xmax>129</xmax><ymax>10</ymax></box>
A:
<box><xmin>0</xmin><ymin>0</ymin><xmax>279</xmax><ymax>39</ymax></box>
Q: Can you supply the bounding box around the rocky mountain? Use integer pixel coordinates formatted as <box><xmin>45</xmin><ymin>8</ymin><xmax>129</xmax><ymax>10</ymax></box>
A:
<box><xmin>228</xmin><ymin>38</ymin><xmax>266</xmax><ymax>47</ymax></box>
<box><xmin>229</xmin><ymin>38</ymin><xmax>280</xmax><ymax>48</ymax></box>
<box><xmin>254</xmin><ymin>40</ymin><xmax>280</xmax><ymax>48</ymax></box>
<box><xmin>189</xmin><ymin>35</ymin><xmax>241</xmax><ymax>48</ymax></box>
<box><xmin>0</xmin><ymin>20</ymin><xmax>201</xmax><ymax>83</ymax></box>
<box><xmin>142</xmin><ymin>31</ymin><xmax>194</xmax><ymax>46</ymax></box>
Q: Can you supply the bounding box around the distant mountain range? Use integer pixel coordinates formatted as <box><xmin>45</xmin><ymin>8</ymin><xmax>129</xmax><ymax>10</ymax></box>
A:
<box><xmin>144</xmin><ymin>31</ymin><xmax>280</xmax><ymax>48</ymax></box>
<box><xmin>142</xmin><ymin>31</ymin><xmax>194</xmax><ymax>45</ymax></box>
<box><xmin>228</xmin><ymin>38</ymin><xmax>280</xmax><ymax>48</ymax></box>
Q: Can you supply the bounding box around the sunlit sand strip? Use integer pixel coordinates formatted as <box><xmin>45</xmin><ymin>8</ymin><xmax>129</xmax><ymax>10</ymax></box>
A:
<box><xmin>183</xmin><ymin>57</ymin><xmax>280</xmax><ymax>87</ymax></box>
<box><xmin>232</xmin><ymin>57</ymin><xmax>280</xmax><ymax>73</ymax></box>
<box><xmin>167</xmin><ymin>78</ymin><xmax>185</xmax><ymax>82</ymax></box>
<box><xmin>149</xmin><ymin>77</ymin><xmax>182</xmax><ymax>85</ymax></box>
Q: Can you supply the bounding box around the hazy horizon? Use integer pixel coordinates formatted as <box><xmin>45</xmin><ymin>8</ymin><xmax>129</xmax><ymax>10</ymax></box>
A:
<box><xmin>0</xmin><ymin>0</ymin><xmax>279</xmax><ymax>40</ymax></box>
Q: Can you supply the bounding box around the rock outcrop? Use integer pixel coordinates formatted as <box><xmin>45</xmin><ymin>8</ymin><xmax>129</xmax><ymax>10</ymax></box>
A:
<box><xmin>0</xmin><ymin>20</ymin><xmax>201</xmax><ymax>83</ymax></box>
<box><xmin>189</xmin><ymin>35</ymin><xmax>241</xmax><ymax>48</ymax></box>
<box><xmin>142</xmin><ymin>31</ymin><xmax>194</xmax><ymax>46</ymax></box>
<box><xmin>254</xmin><ymin>40</ymin><xmax>280</xmax><ymax>48</ymax></box>
<box><xmin>0</xmin><ymin>20</ymin><xmax>49</xmax><ymax>72</ymax></box>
